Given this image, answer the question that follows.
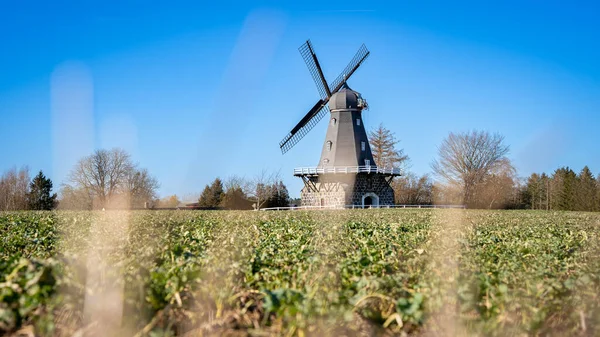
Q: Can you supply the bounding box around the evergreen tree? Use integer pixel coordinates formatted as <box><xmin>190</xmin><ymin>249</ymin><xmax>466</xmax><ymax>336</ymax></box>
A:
<box><xmin>596</xmin><ymin>173</ymin><xmax>600</xmax><ymax>211</ymax></box>
<box><xmin>576</xmin><ymin>166</ymin><xmax>597</xmax><ymax>211</ymax></box>
<box><xmin>274</xmin><ymin>181</ymin><xmax>290</xmax><ymax>207</ymax></box>
<box><xmin>209</xmin><ymin>178</ymin><xmax>224</xmax><ymax>206</ymax></box>
<box><xmin>198</xmin><ymin>178</ymin><xmax>224</xmax><ymax>208</ymax></box>
<box><xmin>262</xmin><ymin>181</ymin><xmax>290</xmax><ymax>208</ymax></box>
<box><xmin>27</xmin><ymin>170</ymin><xmax>57</xmax><ymax>210</ymax></box>
<box><xmin>198</xmin><ymin>184</ymin><xmax>212</xmax><ymax>207</ymax></box>
<box><xmin>551</xmin><ymin>167</ymin><xmax>577</xmax><ymax>211</ymax></box>
<box><xmin>524</xmin><ymin>173</ymin><xmax>549</xmax><ymax>210</ymax></box>
<box><xmin>525</xmin><ymin>173</ymin><xmax>541</xmax><ymax>209</ymax></box>
<box><xmin>539</xmin><ymin>173</ymin><xmax>550</xmax><ymax>210</ymax></box>
<box><xmin>220</xmin><ymin>186</ymin><xmax>252</xmax><ymax>210</ymax></box>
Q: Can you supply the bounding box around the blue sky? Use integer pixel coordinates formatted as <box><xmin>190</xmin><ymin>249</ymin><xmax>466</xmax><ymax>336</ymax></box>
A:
<box><xmin>1</xmin><ymin>1</ymin><xmax>599</xmax><ymax>199</ymax></box>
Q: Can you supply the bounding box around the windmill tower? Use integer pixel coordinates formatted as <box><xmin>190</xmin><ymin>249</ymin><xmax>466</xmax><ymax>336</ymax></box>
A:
<box><xmin>279</xmin><ymin>40</ymin><xmax>401</xmax><ymax>208</ymax></box>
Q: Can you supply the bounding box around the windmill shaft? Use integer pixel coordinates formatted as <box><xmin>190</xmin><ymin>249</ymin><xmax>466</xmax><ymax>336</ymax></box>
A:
<box><xmin>310</xmin><ymin>51</ymin><xmax>332</xmax><ymax>97</ymax></box>
<box><xmin>291</xmin><ymin>99</ymin><xmax>326</xmax><ymax>134</ymax></box>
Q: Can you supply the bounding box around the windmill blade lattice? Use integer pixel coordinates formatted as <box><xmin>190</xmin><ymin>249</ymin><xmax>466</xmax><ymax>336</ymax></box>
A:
<box><xmin>329</xmin><ymin>44</ymin><xmax>370</xmax><ymax>95</ymax></box>
<box><xmin>299</xmin><ymin>40</ymin><xmax>331</xmax><ymax>100</ymax></box>
<box><xmin>279</xmin><ymin>103</ymin><xmax>330</xmax><ymax>154</ymax></box>
<box><xmin>279</xmin><ymin>40</ymin><xmax>369</xmax><ymax>154</ymax></box>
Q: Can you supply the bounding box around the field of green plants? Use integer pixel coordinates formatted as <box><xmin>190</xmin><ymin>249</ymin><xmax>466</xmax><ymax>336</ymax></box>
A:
<box><xmin>1</xmin><ymin>209</ymin><xmax>599</xmax><ymax>336</ymax></box>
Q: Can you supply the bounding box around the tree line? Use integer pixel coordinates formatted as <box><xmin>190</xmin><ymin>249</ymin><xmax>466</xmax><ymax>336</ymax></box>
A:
<box><xmin>195</xmin><ymin>171</ymin><xmax>290</xmax><ymax>210</ymax></box>
<box><xmin>2</xmin><ymin>128</ymin><xmax>598</xmax><ymax>211</ymax></box>
<box><xmin>0</xmin><ymin>148</ymin><xmax>159</xmax><ymax>211</ymax></box>
<box><xmin>521</xmin><ymin>167</ymin><xmax>600</xmax><ymax>211</ymax></box>
<box><xmin>0</xmin><ymin>148</ymin><xmax>291</xmax><ymax>211</ymax></box>
<box><xmin>59</xmin><ymin>148</ymin><xmax>158</xmax><ymax>210</ymax></box>
<box><xmin>372</xmin><ymin>126</ymin><xmax>600</xmax><ymax>211</ymax></box>
<box><xmin>0</xmin><ymin>168</ymin><xmax>57</xmax><ymax>211</ymax></box>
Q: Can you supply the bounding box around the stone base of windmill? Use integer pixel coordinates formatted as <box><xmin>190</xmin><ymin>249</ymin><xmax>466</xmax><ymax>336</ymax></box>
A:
<box><xmin>300</xmin><ymin>174</ymin><xmax>395</xmax><ymax>208</ymax></box>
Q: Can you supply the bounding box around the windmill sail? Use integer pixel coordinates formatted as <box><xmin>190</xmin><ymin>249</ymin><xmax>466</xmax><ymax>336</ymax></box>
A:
<box><xmin>279</xmin><ymin>40</ymin><xmax>369</xmax><ymax>154</ymax></box>
<box><xmin>328</xmin><ymin>44</ymin><xmax>370</xmax><ymax>95</ymax></box>
<box><xmin>299</xmin><ymin>40</ymin><xmax>331</xmax><ymax>99</ymax></box>
<box><xmin>279</xmin><ymin>101</ymin><xmax>329</xmax><ymax>154</ymax></box>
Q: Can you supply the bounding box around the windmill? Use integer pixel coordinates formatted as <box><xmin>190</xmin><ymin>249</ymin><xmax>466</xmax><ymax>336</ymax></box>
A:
<box><xmin>280</xmin><ymin>40</ymin><xmax>401</xmax><ymax>208</ymax></box>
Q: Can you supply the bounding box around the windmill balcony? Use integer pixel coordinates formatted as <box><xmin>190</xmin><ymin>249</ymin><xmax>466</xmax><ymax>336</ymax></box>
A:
<box><xmin>293</xmin><ymin>166</ymin><xmax>402</xmax><ymax>177</ymax></box>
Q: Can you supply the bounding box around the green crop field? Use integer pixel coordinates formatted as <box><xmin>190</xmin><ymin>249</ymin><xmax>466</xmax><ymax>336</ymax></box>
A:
<box><xmin>1</xmin><ymin>210</ymin><xmax>599</xmax><ymax>336</ymax></box>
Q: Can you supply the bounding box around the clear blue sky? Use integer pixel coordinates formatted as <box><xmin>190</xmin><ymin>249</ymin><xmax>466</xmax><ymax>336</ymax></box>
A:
<box><xmin>1</xmin><ymin>1</ymin><xmax>599</xmax><ymax>199</ymax></box>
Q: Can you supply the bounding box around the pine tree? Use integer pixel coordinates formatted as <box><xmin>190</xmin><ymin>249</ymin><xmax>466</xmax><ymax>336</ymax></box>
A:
<box><xmin>198</xmin><ymin>184</ymin><xmax>212</xmax><ymax>207</ymax></box>
<box><xmin>198</xmin><ymin>178</ymin><xmax>224</xmax><ymax>208</ymax></box>
<box><xmin>261</xmin><ymin>181</ymin><xmax>290</xmax><ymax>208</ymax></box>
<box><xmin>551</xmin><ymin>167</ymin><xmax>577</xmax><ymax>211</ymax></box>
<box><xmin>525</xmin><ymin>173</ymin><xmax>541</xmax><ymax>209</ymax></box>
<box><xmin>524</xmin><ymin>173</ymin><xmax>549</xmax><ymax>210</ymax></box>
<box><xmin>539</xmin><ymin>173</ymin><xmax>550</xmax><ymax>210</ymax></box>
<box><xmin>274</xmin><ymin>181</ymin><xmax>290</xmax><ymax>207</ymax></box>
<box><xmin>210</xmin><ymin>178</ymin><xmax>224</xmax><ymax>207</ymax></box>
<box><xmin>27</xmin><ymin>170</ymin><xmax>57</xmax><ymax>210</ymax></box>
<box><xmin>596</xmin><ymin>173</ymin><xmax>600</xmax><ymax>211</ymax></box>
<box><xmin>576</xmin><ymin>166</ymin><xmax>597</xmax><ymax>211</ymax></box>
<box><xmin>221</xmin><ymin>186</ymin><xmax>251</xmax><ymax>210</ymax></box>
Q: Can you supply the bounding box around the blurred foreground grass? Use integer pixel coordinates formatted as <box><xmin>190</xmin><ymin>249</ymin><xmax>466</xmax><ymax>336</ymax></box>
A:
<box><xmin>1</xmin><ymin>210</ymin><xmax>599</xmax><ymax>336</ymax></box>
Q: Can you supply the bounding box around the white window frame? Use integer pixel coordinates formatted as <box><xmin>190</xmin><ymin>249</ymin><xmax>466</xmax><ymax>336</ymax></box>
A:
<box><xmin>327</xmin><ymin>141</ymin><xmax>332</xmax><ymax>151</ymax></box>
<box><xmin>356</xmin><ymin>119</ymin><xmax>361</xmax><ymax>126</ymax></box>
<box><xmin>361</xmin><ymin>141</ymin><xmax>365</xmax><ymax>151</ymax></box>
<box><xmin>365</xmin><ymin>159</ymin><xmax>371</xmax><ymax>166</ymax></box>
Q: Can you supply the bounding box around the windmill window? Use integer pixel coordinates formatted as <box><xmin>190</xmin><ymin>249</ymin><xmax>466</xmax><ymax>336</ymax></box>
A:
<box><xmin>356</xmin><ymin>119</ymin><xmax>361</xmax><ymax>126</ymax></box>
<box><xmin>323</xmin><ymin>158</ymin><xmax>330</xmax><ymax>164</ymax></box>
<box><xmin>327</xmin><ymin>141</ymin><xmax>332</xmax><ymax>151</ymax></box>
<box><xmin>331</xmin><ymin>118</ymin><xmax>337</xmax><ymax>126</ymax></box>
<box><xmin>361</xmin><ymin>141</ymin><xmax>365</xmax><ymax>151</ymax></box>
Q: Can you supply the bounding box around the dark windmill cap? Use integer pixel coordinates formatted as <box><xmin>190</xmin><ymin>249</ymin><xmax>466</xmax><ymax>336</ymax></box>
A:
<box><xmin>329</xmin><ymin>83</ymin><xmax>361</xmax><ymax>110</ymax></box>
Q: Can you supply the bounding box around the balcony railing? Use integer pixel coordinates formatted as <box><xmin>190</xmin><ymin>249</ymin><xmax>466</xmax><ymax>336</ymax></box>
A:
<box><xmin>293</xmin><ymin>166</ymin><xmax>402</xmax><ymax>176</ymax></box>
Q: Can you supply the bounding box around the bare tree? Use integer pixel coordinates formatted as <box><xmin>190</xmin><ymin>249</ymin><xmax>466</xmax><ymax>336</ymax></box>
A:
<box><xmin>233</xmin><ymin>170</ymin><xmax>282</xmax><ymax>209</ymax></box>
<box><xmin>393</xmin><ymin>173</ymin><xmax>433</xmax><ymax>205</ymax></box>
<box><xmin>220</xmin><ymin>175</ymin><xmax>253</xmax><ymax>210</ymax></box>
<box><xmin>369</xmin><ymin>123</ymin><xmax>409</xmax><ymax>169</ymax></box>
<box><xmin>57</xmin><ymin>185</ymin><xmax>94</xmax><ymax>210</ymax></box>
<box><xmin>474</xmin><ymin>159</ymin><xmax>517</xmax><ymax>209</ymax></box>
<box><xmin>0</xmin><ymin>166</ymin><xmax>30</xmax><ymax>210</ymax></box>
<box><xmin>156</xmin><ymin>195</ymin><xmax>181</xmax><ymax>208</ymax></box>
<box><xmin>65</xmin><ymin>148</ymin><xmax>158</xmax><ymax>209</ymax></box>
<box><xmin>123</xmin><ymin>168</ymin><xmax>159</xmax><ymax>208</ymax></box>
<box><xmin>431</xmin><ymin>130</ymin><xmax>511</xmax><ymax>207</ymax></box>
<box><xmin>223</xmin><ymin>175</ymin><xmax>250</xmax><ymax>194</ymax></box>
<box><xmin>213</xmin><ymin>172</ymin><xmax>283</xmax><ymax>209</ymax></box>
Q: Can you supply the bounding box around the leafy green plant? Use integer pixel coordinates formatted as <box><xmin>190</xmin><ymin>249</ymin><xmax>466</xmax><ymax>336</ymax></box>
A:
<box><xmin>0</xmin><ymin>209</ymin><xmax>598</xmax><ymax>336</ymax></box>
